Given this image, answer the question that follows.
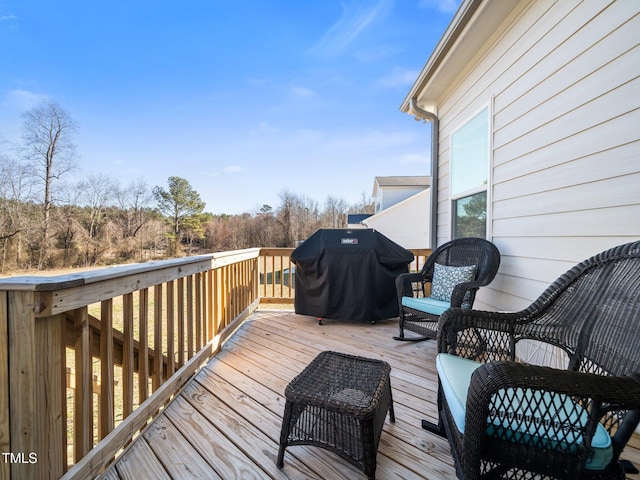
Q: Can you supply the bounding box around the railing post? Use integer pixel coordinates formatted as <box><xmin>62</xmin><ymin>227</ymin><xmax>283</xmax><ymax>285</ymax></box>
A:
<box><xmin>1</xmin><ymin>291</ymin><xmax>10</xmax><ymax>480</ymax></box>
<box><xmin>6</xmin><ymin>291</ymin><xmax>66</xmax><ymax>479</ymax></box>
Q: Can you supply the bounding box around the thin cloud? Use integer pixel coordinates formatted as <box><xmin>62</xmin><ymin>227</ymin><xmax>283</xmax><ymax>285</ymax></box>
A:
<box><xmin>224</xmin><ymin>165</ymin><xmax>245</xmax><ymax>174</ymax></box>
<box><xmin>250</xmin><ymin>121</ymin><xmax>280</xmax><ymax>136</ymax></box>
<box><xmin>3</xmin><ymin>89</ymin><xmax>49</xmax><ymax>111</ymax></box>
<box><xmin>1</xmin><ymin>15</ymin><xmax>17</xmax><ymax>21</ymax></box>
<box><xmin>290</xmin><ymin>85</ymin><xmax>317</xmax><ymax>99</ymax></box>
<box><xmin>354</xmin><ymin>45</ymin><xmax>400</xmax><ymax>63</ymax></box>
<box><xmin>310</xmin><ymin>0</ymin><xmax>393</xmax><ymax>58</ymax></box>
<box><xmin>246</xmin><ymin>76</ymin><xmax>270</xmax><ymax>86</ymax></box>
<box><xmin>376</xmin><ymin>66</ymin><xmax>419</xmax><ymax>89</ymax></box>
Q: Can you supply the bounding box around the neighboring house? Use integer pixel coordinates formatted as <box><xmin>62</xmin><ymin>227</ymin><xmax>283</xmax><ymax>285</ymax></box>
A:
<box><xmin>346</xmin><ymin>213</ymin><xmax>373</xmax><ymax>228</ymax></box>
<box><xmin>372</xmin><ymin>176</ymin><xmax>430</xmax><ymax>213</ymax></box>
<box><xmin>362</xmin><ymin>189</ymin><xmax>430</xmax><ymax>249</ymax></box>
<box><xmin>349</xmin><ymin>176</ymin><xmax>431</xmax><ymax>249</ymax></box>
<box><xmin>401</xmin><ymin>0</ymin><xmax>640</xmax><ymax>313</ymax></box>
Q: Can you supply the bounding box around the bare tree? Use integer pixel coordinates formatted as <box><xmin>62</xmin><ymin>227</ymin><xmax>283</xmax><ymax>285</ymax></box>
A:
<box><xmin>116</xmin><ymin>179</ymin><xmax>155</xmax><ymax>259</ymax></box>
<box><xmin>348</xmin><ymin>192</ymin><xmax>375</xmax><ymax>214</ymax></box>
<box><xmin>276</xmin><ymin>190</ymin><xmax>297</xmax><ymax>247</ymax></box>
<box><xmin>76</xmin><ymin>173</ymin><xmax>116</xmax><ymax>265</ymax></box>
<box><xmin>322</xmin><ymin>195</ymin><xmax>348</xmax><ymax>229</ymax></box>
<box><xmin>0</xmin><ymin>153</ymin><xmax>35</xmax><ymax>271</ymax></box>
<box><xmin>292</xmin><ymin>195</ymin><xmax>321</xmax><ymax>241</ymax></box>
<box><xmin>55</xmin><ymin>182</ymin><xmax>84</xmax><ymax>267</ymax></box>
<box><xmin>21</xmin><ymin>100</ymin><xmax>78</xmax><ymax>269</ymax></box>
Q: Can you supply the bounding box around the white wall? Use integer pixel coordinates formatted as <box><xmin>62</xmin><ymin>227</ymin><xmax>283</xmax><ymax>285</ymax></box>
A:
<box><xmin>364</xmin><ymin>189</ymin><xmax>430</xmax><ymax>249</ymax></box>
<box><xmin>432</xmin><ymin>0</ymin><xmax>640</xmax><ymax>311</ymax></box>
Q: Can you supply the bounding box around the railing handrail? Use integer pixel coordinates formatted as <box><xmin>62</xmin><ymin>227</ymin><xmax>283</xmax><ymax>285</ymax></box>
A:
<box><xmin>0</xmin><ymin>248</ymin><xmax>261</xmax><ymax>292</ymax></box>
<box><xmin>0</xmin><ymin>246</ymin><xmax>430</xmax><ymax>291</ymax></box>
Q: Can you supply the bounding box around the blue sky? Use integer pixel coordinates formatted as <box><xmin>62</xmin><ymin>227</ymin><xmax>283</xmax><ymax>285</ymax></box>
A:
<box><xmin>0</xmin><ymin>0</ymin><xmax>458</xmax><ymax>215</ymax></box>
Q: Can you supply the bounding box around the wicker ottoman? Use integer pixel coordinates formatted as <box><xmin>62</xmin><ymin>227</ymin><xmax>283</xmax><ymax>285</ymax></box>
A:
<box><xmin>276</xmin><ymin>351</ymin><xmax>395</xmax><ymax>480</ymax></box>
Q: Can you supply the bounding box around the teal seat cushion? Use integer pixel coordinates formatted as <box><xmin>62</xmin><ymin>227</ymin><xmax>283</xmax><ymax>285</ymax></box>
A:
<box><xmin>436</xmin><ymin>353</ymin><xmax>483</xmax><ymax>432</ymax></box>
<box><xmin>402</xmin><ymin>296</ymin><xmax>450</xmax><ymax>316</ymax></box>
<box><xmin>436</xmin><ymin>353</ymin><xmax>613</xmax><ymax>470</ymax></box>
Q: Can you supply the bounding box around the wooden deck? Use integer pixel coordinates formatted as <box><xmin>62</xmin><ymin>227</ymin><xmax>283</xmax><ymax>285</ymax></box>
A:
<box><xmin>100</xmin><ymin>309</ymin><xmax>640</xmax><ymax>480</ymax></box>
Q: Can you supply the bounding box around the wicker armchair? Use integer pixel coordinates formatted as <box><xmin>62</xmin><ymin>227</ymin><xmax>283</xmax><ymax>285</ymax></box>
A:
<box><xmin>394</xmin><ymin>237</ymin><xmax>501</xmax><ymax>341</ymax></box>
<box><xmin>431</xmin><ymin>241</ymin><xmax>640</xmax><ymax>480</ymax></box>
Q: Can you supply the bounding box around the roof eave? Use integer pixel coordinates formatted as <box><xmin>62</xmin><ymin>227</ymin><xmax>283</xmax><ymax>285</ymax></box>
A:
<box><xmin>400</xmin><ymin>0</ymin><xmax>483</xmax><ymax>114</ymax></box>
<box><xmin>400</xmin><ymin>0</ymin><xmax>528</xmax><ymax>114</ymax></box>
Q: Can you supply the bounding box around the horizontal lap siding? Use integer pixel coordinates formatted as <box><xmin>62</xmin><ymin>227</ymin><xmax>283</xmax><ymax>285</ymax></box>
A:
<box><xmin>434</xmin><ymin>0</ymin><xmax>640</xmax><ymax>310</ymax></box>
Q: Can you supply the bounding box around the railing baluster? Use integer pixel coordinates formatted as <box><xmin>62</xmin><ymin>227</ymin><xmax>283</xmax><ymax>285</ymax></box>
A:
<box><xmin>260</xmin><ymin>253</ymin><xmax>266</xmax><ymax>297</ymax></box>
<box><xmin>270</xmin><ymin>255</ymin><xmax>275</xmax><ymax>300</ymax></box>
<box><xmin>254</xmin><ymin>257</ymin><xmax>259</xmax><ymax>301</ymax></box>
<box><xmin>122</xmin><ymin>293</ymin><xmax>134</xmax><ymax>417</ymax></box>
<box><xmin>226</xmin><ymin>265</ymin><xmax>232</xmax><ymax>323</ymax></box>
<box><xmin>206</xmin><ymin>270</ymin><xmax>213</xmax><ymax>342</ymax></box>
<box><xmin>221</xmin><ymin>266</ymin><xmax>227</xmax><ymax>324</ymax></box>
<box><xmin>232</xmin><ymin>264</ymin><xmax>238</xmax><ymax>318</ymax></box>
<box><xmin>213</xmin><ymin>267</ymin><xmax>220</xmax><ymax>335</ymax></box>
<box><xmin>73</xmin><ymin>306</ymin><xmax>92</xmax><ymax>461</ymax></box>
<box><xmin>153</xmin><ymin>284</ymin><xmax>163</xmax><ymax>390</ymax></box>
<box><xmin>177</xmin><ymin>277</ymin><xmax>185</xmax><ymax>368</ymax></box>
<box><xmin>167</xmin><ymin>280</ymin><xmax>175</xmax><ymax>377</ymax></box>
<box><xmin>100</xmin><ymin>299</ymin><xmax>114</xmax><ymax>439</ymax></box>
<box><xmin>186</xmin><ymin>275</ymin><xmax>194</xmax><ymax>359</ymax></box>
<box><xmin>242</xmin><ymin>260</ymin><xmax>248</xmax><ymax>307</ymax></box>
<box><xmin>195</xmin><ymin>272</ymin><xmax>202</xmax><ymax>351</ymax></box>
<box><xmin>138</xmin><ymin>288</ymin><xmax>149</xmax><ymax>403</ymax></box>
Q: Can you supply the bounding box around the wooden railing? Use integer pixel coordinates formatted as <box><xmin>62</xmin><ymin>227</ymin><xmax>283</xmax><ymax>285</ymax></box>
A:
<box><xmin>0</xmin><ymin>246</ymin><xmax>430</xmax><ymax>480</ymax></box>
<box><xmin>0</xmin><ymin>248</ymin><xmax>261</xmax><ymax>480</ymax></box>
<box><xmin>258</xmin><ymin>247</ymin><xmax>431</xmax><ymax>305</ymax></box>
<box><xmin>259</xmin><ymin>248</ymin><xmax>295</xmax><ymax>304</ymax></box>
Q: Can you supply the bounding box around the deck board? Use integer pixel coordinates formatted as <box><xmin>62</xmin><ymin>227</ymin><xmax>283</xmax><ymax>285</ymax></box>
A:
<box><xmin>101</xmin><ymin>310</ymin><xmax>640</xmax><ymax>480</ymax></box>
<box><xmin>114</xmin><ymin>439</ymin><xmax>171</xmax><ymax>480</ymax></box>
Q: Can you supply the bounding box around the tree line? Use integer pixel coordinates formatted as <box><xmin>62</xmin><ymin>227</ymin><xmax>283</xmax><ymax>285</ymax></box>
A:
<box><xmin>0</xmin><ymin>100</ymin><xmax>373</xmax><ymax>273</ymax></box>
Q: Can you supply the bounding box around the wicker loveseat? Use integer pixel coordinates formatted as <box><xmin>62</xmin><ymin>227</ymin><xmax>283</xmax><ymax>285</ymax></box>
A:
<box><xmin>394</xmin><ymin>237</ymin><xmax>501</xmax><ymax>341</ymax></box>
<box><xmin>431</xmin><ymin>241</ymin><xmax>640</xmax><ymax>479</ymax></box>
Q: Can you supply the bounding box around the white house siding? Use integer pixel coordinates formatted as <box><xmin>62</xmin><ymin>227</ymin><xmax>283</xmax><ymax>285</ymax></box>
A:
<box><xmin>378</xmin><ymin>186</ymin><xmax>426</xmax><ymax>212</ymax></box>
<box><xmin>363</xmin><ymin>189</ymin><xmax>431</xmax><ymax>249</ymax></box>
<box><xmin>432</xmin><ymin>0</ymin><xmax>640</xmax><ymax>312</ymax></box>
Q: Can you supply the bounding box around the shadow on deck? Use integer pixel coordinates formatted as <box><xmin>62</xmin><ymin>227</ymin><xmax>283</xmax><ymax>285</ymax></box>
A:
<box><xmin>100</xmin><ymin>310</ymin><xmax>640</xmax><ymax>480</ymax></box>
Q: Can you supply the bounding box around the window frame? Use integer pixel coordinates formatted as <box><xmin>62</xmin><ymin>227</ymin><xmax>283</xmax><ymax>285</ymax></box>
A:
<box><xmin>449</xmin><ymin>104</ymin><xmax>491</xmax><ymax>240</ymax></box>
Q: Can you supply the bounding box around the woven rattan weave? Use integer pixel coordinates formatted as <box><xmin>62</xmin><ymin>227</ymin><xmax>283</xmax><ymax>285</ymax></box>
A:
<box><xmin>395</xmin><ymin>237</ymin><xmax>501</xmax><ymax>341</ymax></box>
<box><xmin>276</xmin><ymin>351</ymin><xmax>394</xmax><ymax>479</ymax></box>
<box><xmin>435</xmin><ymin>240</ymin><xmax>640</xmax><ymax>479</ymax></box>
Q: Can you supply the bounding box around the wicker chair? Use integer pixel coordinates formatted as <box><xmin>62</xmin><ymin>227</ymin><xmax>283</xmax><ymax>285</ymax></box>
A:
<box><xmin>431</xmin><ymin>241</ymin><xmax>640</xmax><ymax>480</ymax></box>
<box><xmin>394</xmin><ymin>237</ymin><xmax>501</xmax><ymax>341</ymax></box>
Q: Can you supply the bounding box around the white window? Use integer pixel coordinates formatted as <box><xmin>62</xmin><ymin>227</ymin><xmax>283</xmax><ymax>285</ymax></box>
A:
<box><xmin>450</xmin><ymin>107</ymin><xmax>489</xmax><ymax>238</ymax></box>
